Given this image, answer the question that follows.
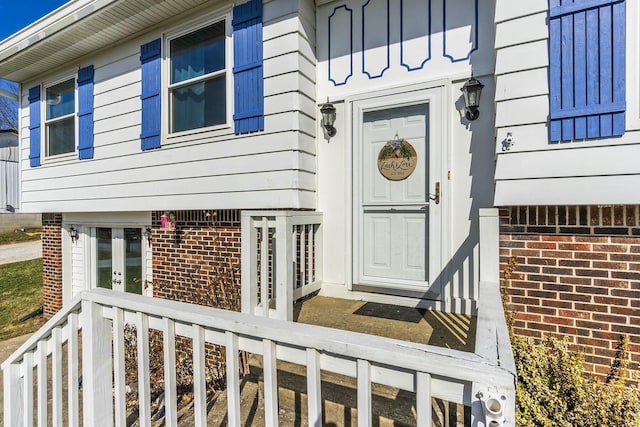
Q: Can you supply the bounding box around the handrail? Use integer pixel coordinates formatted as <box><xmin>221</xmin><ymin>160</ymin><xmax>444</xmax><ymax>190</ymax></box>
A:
<box><xmin>4</xmin><ymin>288</ymin><xmax>516</xmax><ymax>426</ymax></box>
<box><xmin>1</xmin><ymin>294</ymin><xmax>82</xmax><ymax>370</ymax></box>
<box><xmin>84</xmin><ymin>288</ymin><xmax>513</xmax><ymax>385</ymax></box>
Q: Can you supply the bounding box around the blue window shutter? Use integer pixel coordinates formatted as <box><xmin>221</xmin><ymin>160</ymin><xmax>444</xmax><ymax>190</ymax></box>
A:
<box><xmin>77</xmin><ymin>65</ymin><xmax>95</xmax><ymax>160</ymax></box>
<box><xmin>549</xmin><ymin>0</ymin><xmax>625</xmax><ymax>142</ymax></box>
<box><xmin>233</xmin><ymin>0</ymin><xmax>264</xmax><ymax>134</ymax></box>
<box><xmin>140</xmin><ymin>38</ymin><xmax>162</xmax><ymax>150</ymax></box>
<box><xmin>28</xmin><ymin>86</ymin><xmax>41</xmax><ymax>167</ymax></box>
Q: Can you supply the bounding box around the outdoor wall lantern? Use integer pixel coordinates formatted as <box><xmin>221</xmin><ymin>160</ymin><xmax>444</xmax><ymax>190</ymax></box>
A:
<box><xmin>461</xmin><ymin>76</ymin><xmax>484</xmax><ymax>121</ymax></box>
<box><xmin>320</xmin><ymin>100</ymin><xmax>337</xmax><ymax>138</ymax></box>
<box><xmin>144</xmin><ymin>227</ymin><xmax>152</xmax><ymax>247</ymax></box>
<box><xmin>69</xmin><ymin>227</ymin><xmax>79</xmax><ymax>244</ymax></box>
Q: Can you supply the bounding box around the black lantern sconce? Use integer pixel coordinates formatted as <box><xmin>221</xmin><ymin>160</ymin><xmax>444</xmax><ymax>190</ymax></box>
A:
<box><xmin>144</xmin><ymin>227</ymin><xmax>152</xmax><ymax>247</ymax></box>
<box><xmin>460</xmin><ymin>76</ymin><xmax>484</xmax><ymax>121</ymax></box>
<box><xmin>69</xmin><ymin>227</ymin><xmax>79</xmax><ymax>244</ymax></box>
<box><xmin>320</xmin><ymin>100</ymin><xmax>337</xmax><ymax>138</ymax></box>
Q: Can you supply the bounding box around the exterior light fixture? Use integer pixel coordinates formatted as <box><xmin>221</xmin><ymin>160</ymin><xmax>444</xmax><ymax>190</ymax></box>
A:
<box><xmin>144</xmin><ymin>227</ymin><xmax>152</xmax><ymax>247</ymax></box>
<box><xmin>69</xmin><ymin>227</ymin><xmax>79</xmax><ymax>243</ymax></box>
<box><xmin>460</xmin><ymin>76</ymin><xmax>484</xmax><ymax>121</ymax></box>
<box><xmin>320</xmin><ymin>100</ymin><xmax>337</xmax><ymax>138</ymax></box>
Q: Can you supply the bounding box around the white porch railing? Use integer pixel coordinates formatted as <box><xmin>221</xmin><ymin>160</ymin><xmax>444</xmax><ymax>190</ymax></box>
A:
<box><xmin>3</xmin><ymin>209</ymin><xmax>515</xmax><ymax>426</ymax></box>
<box><xmin>241</xmin><ymin>211</ymin><xmax>323</xmax><ymax>320</ymax></box>
<box><xmin>3</xmin><ymin>286</ymin><xmax>515</xmax><ymax>427</ymax></box>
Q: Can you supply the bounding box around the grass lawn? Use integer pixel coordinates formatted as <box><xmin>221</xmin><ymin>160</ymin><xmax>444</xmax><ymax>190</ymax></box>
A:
<box><xmin>0</xmin><ymin>228</ymin><xmax>42</xmax><ymax>245</ymax></box>
<box><xmin>0</xmin><ymin>258</ymin><xmax>44</xmax><ymax>340</ymax></box>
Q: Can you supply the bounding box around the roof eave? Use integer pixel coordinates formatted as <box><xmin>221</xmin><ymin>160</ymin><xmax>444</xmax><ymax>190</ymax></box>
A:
<box><xmin>0</xmin><ymin>0</ymin><xmax>119</xmax><ymax>81</ymax></box>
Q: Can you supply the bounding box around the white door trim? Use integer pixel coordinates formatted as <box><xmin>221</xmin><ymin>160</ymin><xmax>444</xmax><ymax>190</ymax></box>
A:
<box><xmin>62</xmin><ymin>212</ymin><xmax>152</xmax><ymax>299</ymax></box>
<box><xmin>351</xmin><ymin>85</ymin><xmax>449</xmax><ymax>299</ymax></box>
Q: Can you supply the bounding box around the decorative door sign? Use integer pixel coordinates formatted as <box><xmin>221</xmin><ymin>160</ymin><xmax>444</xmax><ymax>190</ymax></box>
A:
<box><xmin>377</xmin><ymin>134</ymin><xmax>418</xmax><ymax>181</ymax></box>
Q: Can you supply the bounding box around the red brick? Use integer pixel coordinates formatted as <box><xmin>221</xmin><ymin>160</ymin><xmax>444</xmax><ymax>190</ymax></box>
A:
<box><xmin>543</xmin><ymin>316</ymin><xmax>575</xmax><ymax>326</ymax></box>
<box><xmin>528</xmin><ymin>257</ymin><xmax>557</xmax><ymax>266</ymax></box>
<box><xmin>558</xmin><ymin>259</ymin><xmax>590</xmax><ymax>268</ymax></box>
<box><xmin>592</xmin><ymin>313</ymin><xmax>627</xmax><ymax>325</ymax></box>
<box><xmin>516</xmin><ymin>313</ymin><xmax>542</xmax><ymax>322</ymax></box>
<box><xmin>527</xmin><ymin>305</ymin><xmax>557</xmax><ymax>316</ymax></box>
<box><xmin>592</xmin><ymin>261</ymin><xmax>628</xmax><ymax>270</ymax></box>
<box><xmin>575</xmin><ymin>235</ymin><xmax>608</xmax><ymax>243</ymax></box>
<box><xmin>575</xmin><ymin>251</ymin><xmax>607</xmax><ymax>260</ymax></box>
<box><xmin>559</xmin><ymin>243</ymin><xmax>592</xmax><ymax>251</ymax></box>
<box><xmin>574</xmin><ymin>269</ymin><xmax>609</xmax><ymax>278</ymax></box>
<box><xmin>593</xmin><ymin>278</ymin><xmax>627</xmax><ymax>288</ymax></box>
<box><xmin>611</xmin><ymin>237</ymin><xmax>640</xmax><ymax>244</ymax></box>
<box><xmin>611</xmin><ymin>253</ymin><xmax>640</xmax><ymax>262</ymax></box>
<box><xmin>592</xmin><ymin>244</ymin><xmax>628</xmax><ymax>253</ymax></box>
<box><xmin>512</xmin><ymin>234</ymin><xmax>541</xmax><ymax>241</ymax></box>
<box><xmin>558</xmin><ymin>309</ymin><xmax>590</xmax><ymax>319</ymax></box>
<box><xmin>559</xmin><ymin>276</ymin><xmax>592</xmax><ymax>285</ymax></box>
<box><xmin>527</xmin><ymin>242</ymin><xmax>557</xmax><ymax>249</ymax></box>
<box><xmin>541</xmin><ymin>235</ymin><xmax>573</xmax><ymax>242</ymax></box>
<box><xmin>593</xmin><ymin>296</ymin><xmax>628</xmax><ymax>306</ymax></box>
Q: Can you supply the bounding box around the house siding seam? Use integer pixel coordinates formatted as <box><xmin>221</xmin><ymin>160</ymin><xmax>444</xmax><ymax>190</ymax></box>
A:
<box><xmin>42</xmin><ymin>213</ymin><xmax>63</xmax><ymax>319</ymax></box>
<box><xmin>499</xmin><ymin>205</ymin><xmax>640</xmax><ymax>381</ymax></box>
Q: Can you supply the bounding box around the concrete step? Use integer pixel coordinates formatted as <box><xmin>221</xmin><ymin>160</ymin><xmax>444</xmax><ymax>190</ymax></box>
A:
<box><xmin>196</xmin><ymin>355</ymin><xmax>468</xmax><ymax>426</ymax></box>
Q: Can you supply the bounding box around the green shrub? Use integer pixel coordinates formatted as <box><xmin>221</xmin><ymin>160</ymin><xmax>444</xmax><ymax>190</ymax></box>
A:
<box><xmin>513</xmin><ymin>335</ymin><xmax>640</xmax><ymax>427</ymax></box>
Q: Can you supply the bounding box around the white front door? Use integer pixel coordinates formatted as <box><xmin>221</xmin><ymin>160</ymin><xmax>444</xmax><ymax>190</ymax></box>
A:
<box><xmin>94</xmin><ymin>227</ymin><xmax>144</xmax><ymax>294</ymax></box>
<box><xmin>354</xmin><ymin>88</ymin><xmax>444</xmax><ymax>297</ymax></box>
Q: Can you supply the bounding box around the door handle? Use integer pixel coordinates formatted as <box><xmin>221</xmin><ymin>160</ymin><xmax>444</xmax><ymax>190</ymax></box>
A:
<box><xmin>429</xmin><ymin>182</ymin><xmax>440</xmax><ymax>205</ymax></box>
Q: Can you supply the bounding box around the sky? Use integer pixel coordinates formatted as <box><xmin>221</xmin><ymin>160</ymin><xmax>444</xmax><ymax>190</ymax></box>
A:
<box><xmin>0</xmin><ymin>0</ymin><xmax>69</xmax><ymax>41</ymax></box>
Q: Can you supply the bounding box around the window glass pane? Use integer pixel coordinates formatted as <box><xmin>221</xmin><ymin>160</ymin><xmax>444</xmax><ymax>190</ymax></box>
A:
<box><xmin>46</xmin><ymin>79</ymin><xmax>75</xmax><ymax>120</ymax></box>
<box><xmin>172</xmin><ymin>76</ymin><xmax>226</xmax><ymax>132</ymax></box>
<box><xmin>47</xmin><ymin>117</ymin><xmax>75</xmax><ymax>156</ymax></box>
<box><xmin>171</xmin><ymin>21</ymin><xmax>225</xmax><ymax>84</ymax></box>
<box><xmin>96</xmin><ymin>228</ymin><xmax>112</xmax><ymax>290</ymax></box>
<box><xmin>124</xmin><ymin>228</ymin><xmax>143</xmax><ymax>295</ymax></box>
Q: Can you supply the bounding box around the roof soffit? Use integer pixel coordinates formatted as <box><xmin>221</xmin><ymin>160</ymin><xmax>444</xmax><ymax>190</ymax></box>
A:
<box><xmin>0</xmin><ymin>0</ymin><xmax>215</xmax><ymax>82</ymax></box>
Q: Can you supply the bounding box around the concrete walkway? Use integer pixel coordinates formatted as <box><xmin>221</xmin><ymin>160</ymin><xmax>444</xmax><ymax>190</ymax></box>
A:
<box><xmin>0</xmin><ymin>240</ymin><xmax>42</xmax><ymax>264</ymax></box>
<box><xmin>0</xmin><ymin>240</ymin><xmax>42</xmax><ymax>423</ymax></box>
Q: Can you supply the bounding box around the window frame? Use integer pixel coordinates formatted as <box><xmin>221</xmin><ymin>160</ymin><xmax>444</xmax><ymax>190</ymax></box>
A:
<box><xmin>164</xmin><ymin>12</ymin><xmax>234</xmax><ymax>138</ymax></box>
<box><xmin>42</xmin><ymin>74</ymin><xmax>78</xmax><ymax>160</ymax></box>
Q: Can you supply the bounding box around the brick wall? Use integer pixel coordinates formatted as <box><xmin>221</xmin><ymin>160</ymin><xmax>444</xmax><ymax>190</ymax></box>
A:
<box><xmin>151</xmin><ymin>210</ymin><xmax>241</xmax><ymax>306</ymax></box>
<box><xmin>151</xmin><ymin>210</ymin><xmax>243</xmax><ymax>367</ymax></box>
<box><xmin>500</xmin><ymin>205</ymin><xmax>640</xmax><ymax>380</ymax></box>
<box><xmin>42</xmin><ymin>213</ymin><xmax>63</xmax><ymax>319</ymax></box>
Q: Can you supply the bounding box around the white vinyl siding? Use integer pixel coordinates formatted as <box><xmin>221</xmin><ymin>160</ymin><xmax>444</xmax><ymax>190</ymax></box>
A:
<box><xmin>19</xmin><ymin>0</ymin><xmax>316</xmax><ymax>213</ymax></box>
<box><xmin>494</xmin><ymin>0</ymin><xmax>640</xmax><ymax>205</ymax></box>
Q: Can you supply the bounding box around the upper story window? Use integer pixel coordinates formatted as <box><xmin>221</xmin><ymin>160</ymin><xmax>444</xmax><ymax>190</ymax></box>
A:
<box><xmin>139</xmin><ymin>0</ymin><xmax>263</xmax><ymax>151</ymax></box>
<box><xmin>45</xmin><ymin>78</ymin><xmax>76</xmax><ymax>156</ymax></box>
<box><xmin>28</xmin><ymin>65</ymin><xmax>94</xmax><ymax>167</ymax></box>
<box><xmin>168</xmin><ymin>20</ymin><xmax>228</xmax><ymax>133</ymax></box>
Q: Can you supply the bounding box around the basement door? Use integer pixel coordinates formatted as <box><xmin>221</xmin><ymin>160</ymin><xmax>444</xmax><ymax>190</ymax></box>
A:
<box><xmin>93</xmin><ymin>227</ymin><xmax>143</xmax><ymax>294</ymax></box>
<box><xmin>354</xmin><ymin>89</ymin><xmax>444</xmax><ymax>297</ymax></box>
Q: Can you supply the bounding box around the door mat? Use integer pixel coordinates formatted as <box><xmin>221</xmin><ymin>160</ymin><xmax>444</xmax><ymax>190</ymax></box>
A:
<box><xmin>353</xmin><ymin>302</ymin><xmax>425</xmax><ymax>324</ymax></box>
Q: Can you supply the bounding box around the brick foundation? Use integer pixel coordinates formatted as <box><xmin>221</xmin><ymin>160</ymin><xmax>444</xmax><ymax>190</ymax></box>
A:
<box><xmin>151</xmin><ymin>210</ymin><xmax>242</xmax><ymax>365</ymax></box>
<box><xmin>42</xmin><ymin>213</ymin><xmax>63</xmax><ymax>319</ymax></box>
<box><xmin>151</xmin><ymin>210</ymin><xmax>241</xmax><ymax>306</ymax></box>
<box><xmin>500</xmin><ymin>206</ymin><xmax>640</xmax><ymax>380</ymax></box>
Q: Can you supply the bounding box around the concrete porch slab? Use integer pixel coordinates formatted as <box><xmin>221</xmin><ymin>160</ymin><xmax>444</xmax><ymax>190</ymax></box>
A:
<box><xmin>293</xmin><ymin>296</ymin><xmax>477</xmax><ymax>353</ymax></box>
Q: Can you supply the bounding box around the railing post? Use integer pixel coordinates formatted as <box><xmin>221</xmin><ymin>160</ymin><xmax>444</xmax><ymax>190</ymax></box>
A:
<box><xmin>82</xmin><ymin>300</ymin><xmax>113</xmax><ymax>427</ymax></box>
<box><xmin>315</xmin><ymin>219</ymin><xmax>323</xmax><ymax>284</ymax></box>
<box><xmin>275</xmin><ymin>213</ymin><xmax>293</xmax><ymax>320</ymax></box>
<box><xmin>3</xmin><ymin>363</ymin><xmax>24</xmax><ymax>427</ymax></box>
<box><xmin>241</xmin><ymin>213</ymin><xmax>258</xmax><ymax>315</ymax></box>
<box><xmin>67</xmin><ymin>312</ymin><xmax>80</xmax><ymax>427</ymax></box>
<box><xmin>479</xmin><ymin>208</ymin><xmax>499</xmax><ymax>284</ymax></box>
